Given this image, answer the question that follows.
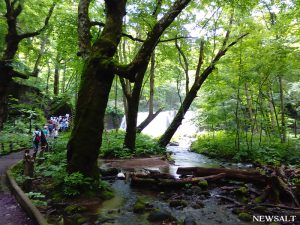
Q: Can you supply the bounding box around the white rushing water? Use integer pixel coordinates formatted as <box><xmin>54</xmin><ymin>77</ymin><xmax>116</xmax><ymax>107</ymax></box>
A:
<box><xmin>120</xmin><ymin>110</ymin><xmax>199</xmax><ymax>138</ymax></box>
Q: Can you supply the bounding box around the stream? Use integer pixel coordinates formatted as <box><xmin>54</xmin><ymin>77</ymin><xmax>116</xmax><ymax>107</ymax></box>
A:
<box><xmin>90</xmin><ymin>141</ymin><xmax>254</xmax><ymax>225</ymax></box>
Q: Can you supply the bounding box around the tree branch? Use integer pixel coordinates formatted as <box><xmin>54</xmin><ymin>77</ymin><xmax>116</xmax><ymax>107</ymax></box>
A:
<box><xmin>195</xmin><ymin>40</ymin><xmax>205</xmax><ymax>79</ymax></box>
<box><xmin>11</xmin><ymin>70</ymin><xmax>29</xmax><ymax>79</ymax></box>
<box><xmin>115</xmin><ymin>0</ymin><xmax>191</xmax><ymax>80</ymax></box>
<box><xmin>90</xmin><ymin>21</ymin><xmax>105</xmax><ymax>27</ymax></box>
<box><xmin>18</xmin><ymin>3</ymin><xmax>56</xmax><ymax>40</ymax></box>
<box><xmin>159</xmin><ymin>36</ymin><xmax>196</xmax><ymax>43</ymax></box>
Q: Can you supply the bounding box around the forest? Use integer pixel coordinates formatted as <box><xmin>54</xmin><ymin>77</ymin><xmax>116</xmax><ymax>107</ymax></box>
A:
<box><xmin>0</xmin><ymin>0</ymin><xmax>300</xmax><ymax>225</ymax></box>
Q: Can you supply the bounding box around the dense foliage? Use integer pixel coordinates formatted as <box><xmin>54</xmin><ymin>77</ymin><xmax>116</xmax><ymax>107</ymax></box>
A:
<box><xmin>100</xmin><ymin>130</ymin><xmax>165</xmax><ymax>158</ymax></box>
<box><xmin>192</xmin><ymin>131</ymin><xmax>300</xmax><ymax>165</ymax></box>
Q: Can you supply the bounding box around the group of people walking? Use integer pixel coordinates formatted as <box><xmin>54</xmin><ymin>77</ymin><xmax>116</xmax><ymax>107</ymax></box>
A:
<box><xmin>32</xmin><ymin>126</ymin><xmax>48</xmax><ymax>157</ymax></box>
<box><xmin>32</xmin><ymin>114</ymin><xmax>70</xmax><ymax>156</ymax></box>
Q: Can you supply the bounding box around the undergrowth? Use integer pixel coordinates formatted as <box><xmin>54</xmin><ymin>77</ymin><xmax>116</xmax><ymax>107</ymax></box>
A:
<box><xmin>100</xmin><ymin>130</ymin><xmax>165</xmax><ymax>158</ymax></box>
<box><xmin>191</xmin><ymin>131</ymin><xmax>300</xmax><ymax>165</ymax></box>
<box><xmin>12</xmin><ymin>132</ymin><xmax>113</xmax><ymax>200</ymax></box>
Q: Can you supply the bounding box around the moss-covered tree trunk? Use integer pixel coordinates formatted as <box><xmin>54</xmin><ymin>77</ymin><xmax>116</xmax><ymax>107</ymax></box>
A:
<box><xmin>67</xmin><ymin>62</ymin><xmax>115</xmax><ymax>178</ymax></box>
<box><xmin>67</xmin><ymin>0</ymin><xmax>126</xmax><ymax>178</ymax></box>
<box><xmin>67</xmin><ymin>0</ymin><xmax>191</xmax><ymax>176</ymax></box>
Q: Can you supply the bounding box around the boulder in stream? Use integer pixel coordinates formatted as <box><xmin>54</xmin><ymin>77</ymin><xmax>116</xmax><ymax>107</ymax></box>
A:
<box><xmin>147</xmin><ymin>210</ymin><xmax>176</xmax><ymax>222</ymax></box>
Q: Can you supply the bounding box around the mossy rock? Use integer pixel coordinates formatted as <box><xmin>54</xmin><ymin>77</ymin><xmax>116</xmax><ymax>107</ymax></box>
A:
<box><xmin>101</xmin><ymin>190</ymin><xmax>114</xmax><ymax>200</ymax></box>
<box><xmin>238</xmin><ymin>212</ymin><xmax>252</xmax><ymax>222</ymax></box>
<box><xmin>232</xmin><ymin>208</ymin><xmax>242</xmax><ymax>215</ymax></box>
<box><xmin>77</xmin><ymin>216</ymin><xmax>89</xmax><ymax>224</ymax></box>
<box><xmin>169</xmin><ymin>200</ymin><xmax>188</xmax><ymax>208</ymax></box>
<box><xmin>133</xmin><ymin>197</ymin><xmax>146</xmax><ymax>213</ymax></box>
<box><xmin>198</xmin><ymin>180</ymin><xmax>208</xmax><ymax>188</ymax></box>
<box><xmin>254</xmin><ymin>197</ymin><xmax>263</xmax><ymax>203</ymax></box>
<box><xmin>148</xmin><ymin>210</ymin><xmax>176</xmax><ymax>222</ymax></box>
<box><xmin>252</xmin><ymin>206</ymin><xmax>267</xmax><ymax>214</ymax></box>
<box><xmin>64</xmin><ymin>205</ymin><xmax>87</xmax><ymax>214</ymax></box>
<box><xmin>234</xmin><ymin>186</ymin><xmax>248</xmax><ymax>196</ymax></box>
<box><xmin>268</xmin><ymin>223</ymin><xmax>280</xmax><ymax>225</ymax></box>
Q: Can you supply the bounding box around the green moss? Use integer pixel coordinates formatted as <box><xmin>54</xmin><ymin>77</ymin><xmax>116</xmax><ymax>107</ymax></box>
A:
<box><xmin>254</xmin><ymin>197</ymin><xmax>263</xmax><ymax>203</ymax></box>
<box><xmin>64</xmin><ymin>205</ymin><xmax>87</xmax><ymax>214</ymax></box>
<box><xmin>238</xmin><ymin>186</ymin><xmax>248</xmax><ymax>194</ymax></box>
<box><xmin>238</xmin><ymin>212</ymin><xmax>252</xmax><ymax>222</ymax></box>
<box><xmin>77</xmin><ymin>216</ymin><xmax>89</xmax><ymax>224</ymax></box>
<box><xmin>101</xmin><ymin>190</ymin><xmax>114</xmax><ymax>200</ymax></box>
<box><xmin>198</xmin><ymin>180</ymin><xmax>208</xmax><ymax>188</ymax></box>
<box><xmin>269</xmin><ymin>223</ymin><xmax>280</xmax><ymax>225</ymax></box>
<box><xmin>252</xmin><ymin>206</ymin><xmax>267</xmax><ymax>213</ymax></box>
<box><xmin>133</xmin><ymin>197</ymin><xmax>146</xmax><ymax>213</ymax></box>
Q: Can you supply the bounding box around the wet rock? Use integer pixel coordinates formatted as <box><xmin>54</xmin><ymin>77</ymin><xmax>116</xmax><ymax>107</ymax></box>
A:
<box><xmin>191</xmin><ymin>186</ymin><xmax>202</xmax><ymax>194</ymax></box>
<box><xmin>191</xmin><ymin>200</ymin><xmax>204</xmax><ymax>209</ymax></box>
<box><xmin>232</xmin><ymin>208</ymin><xmax>242</xmax><ymax>215</ymax></box>
<box><xmin>169</xmin><ymin>200</ymin><xmax>188</xmax><ymax>208</ymax></box>
<box><xmin>99</xmin><ymin>168</ymin><xmax>119</xmax><ymax>177</ymax></box>
<box><xmin>200</xmin><ymin>190</ymin><xmax>210</xmax><ymax>197</ymax></box>
<box><xmin>252</xmin><ymin>206</ymin><xmax>267</xmax><ymax>214</ymax></box>
<box><xmin>169</xmin><ymin>142</ymin><xmax>179</xmax><ymax>146</ymax></box>
<box><xmin>148</xmin><ymin>210</ymin><xmax>176</xmax><ymax>222</ymax></box>
<box><xmin>184</xmin><ymin>217</ymin><xmax>197</xmax><ymax>225</ymax></box>
<box><xmin>238</xmin><ymin>212</ymin><xmax>252</xmax><ymax>222</ymax></box>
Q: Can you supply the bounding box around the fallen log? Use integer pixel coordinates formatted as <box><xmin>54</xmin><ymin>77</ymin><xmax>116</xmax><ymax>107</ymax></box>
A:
<box><xmin>131</xmin><ymin>173</ymin><xmax>226</xmax><ymax>188</ymax></box>
<box><xmin>134</xmin><ymin>173</ymin><xmax>175</xmax><ymax>180</ymax></box>
<box><xmin>176</xmin><ymin>167</ymin><xmax>266</xmax><ymax>183</ymax></box>
<box><xmin>267</xmin><ymin>175</ymin><xmax>300</xmax><ymax>207</ymax></box>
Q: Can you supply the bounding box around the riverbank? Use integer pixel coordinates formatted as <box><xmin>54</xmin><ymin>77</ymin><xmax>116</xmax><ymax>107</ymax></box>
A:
<box><xmin>191</xmin><ymin>131</ymin><xmax>300</xmax><ymax>165</ymax></box>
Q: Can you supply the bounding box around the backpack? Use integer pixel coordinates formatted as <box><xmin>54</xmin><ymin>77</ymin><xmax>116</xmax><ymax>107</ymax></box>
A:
<box><xmin>35</xmin><ymin>133</ymin><xmax>41</xmax><ymax>143</ymax></box>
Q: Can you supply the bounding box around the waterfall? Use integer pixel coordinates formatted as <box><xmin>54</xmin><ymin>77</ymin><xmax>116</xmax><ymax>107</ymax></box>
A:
<box><xmin>119</xmin><ymin>110</ymin><xmax>199</xmax><ymax>138</ymax></box>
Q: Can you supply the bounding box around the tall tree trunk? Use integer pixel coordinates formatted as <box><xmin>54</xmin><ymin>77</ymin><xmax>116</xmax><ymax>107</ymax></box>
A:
<box><xmin>53</xmin><ymin>55</ymin><xmax>61</xmax><ymax>96</ymax></box>
<box><xmin>32</xmin><ymin>35</ymin><xmax>48</xmax><ymax>77</ymax></box>
<box><xmin>0</xmin><ymin>81</ymin><xmax>10</xmax><ymax>130</ymax></box>
<box><xmin>67</xmin><ymin>0</ymin><xmax>126</xmax><ymax>178</ymax></box>
<box><xmin>61</xmin><ymin>63</ymin><xmax>67</xmax><ymax>93</ymax></box>
<box><xmin>235</xmin><ymin>77</ymin><xmax>241</xmax><ymax>152</ymax></box>
<box><xmin>175</xmin><ymin>39</ymin><xmax>189</xmax><ymax>95</ymax></box>
<box><xmin>136</xmin><ymin>53</ymin><xmax>162</xmax><ymax>133</ymax></box>
<box><xmin>279</xmin><ymin>76</ymin><xmax>286</xmax><ymax>143</ymax></box>
<box><xmin>123</xmin><ymin>64</ymin><xmax>148</xmax><ymax>150</ymax></box>
<box><xmin>54</xmin><ymin>64</ymin><xmax>60</xmax><ymax>95</ymax></box>
<box><xmin>123</xmin><ymin>0</ymin><xmax>163</xmax><ymax>149</ymax></box>
<box><xmin>244</xmin><ymin>82</ymin><xmax>254</xmax><ymax>128</ymax></box>
<box><xmin>46</xmin><ymin>61</ymin><xmax>51</xmax><ymax>94</ymax></box>
<box><xmin>67</xmin><ymin>62</ymin><xmax>115</xmax><ymax>178</ymax></box>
